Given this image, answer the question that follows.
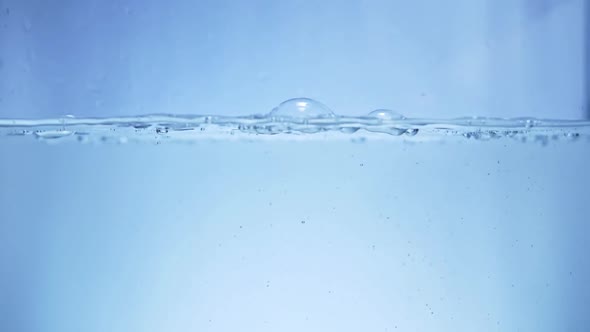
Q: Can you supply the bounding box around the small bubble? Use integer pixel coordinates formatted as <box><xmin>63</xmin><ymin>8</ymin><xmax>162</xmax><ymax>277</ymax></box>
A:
<box><xmin>132</xmin><ymin>123</ymin><xmax>151</xmax><ymax>129</ymax></box>
<box><xmin>340</xmin><ymin>127</ymin><xmax>359</xmax><ymax>134</ymax></box>
<box><xmin>503</xmin><ymin>130</ymin><xmax>518</xmax><ymax>138</ymax></box>
<box><xmin>156</xmin><ymin>127</ymin><xmax>169</xmax><ymax>134</ymax></box>
<box><xmin>34</xmin><ymin>130</ymin><xmax>74</xmax><ymax>140</ymax></box>
<box><xmin>464</xmin><ymin>131</ymin><xmax>499</xmax><ymax>140</ymax></box>
<box><xmin>270</xmin><ymin>98</ymin><xmax>335</xmax><ymax>119</ymax></box>
<box><xmin>367</xmin><ymin>127</ymin><xmax>406</xmax><ymax>136</ymax></box>
<box><xmin>368</xmin><ymin>109</ymin><xmax>405</xmax><ymax>120</ymax></box>
<box><xmin>404</xmin><ymin>128</ymin><xmax>419</xmax><ymax>136</ymax></box>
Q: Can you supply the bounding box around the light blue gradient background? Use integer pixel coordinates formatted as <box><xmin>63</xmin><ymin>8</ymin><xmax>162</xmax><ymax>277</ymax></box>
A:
<box><xmin>1</xmin><ymin>138</ymin><xmax>590</xmax><ymax>331</ymax></box>
<box><xmin>0</xmin><ymin>0</ymin><xmax>588</xmax><ymax>119</ymax></box>
<box><xmin>1</xmin><ymin>1</ymin><xmax>590</xmax><ymax>331</ymax></box>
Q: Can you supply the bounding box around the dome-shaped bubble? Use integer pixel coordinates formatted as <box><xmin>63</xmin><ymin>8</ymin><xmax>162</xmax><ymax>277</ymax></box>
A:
<box><xmin>270</xmin><ymin>98</ymin><xmax>335</xmax><ymax>119</ymax></box>
<box><xmin>368</xmin><ymin>109</ymin><xmax>405</xmax><ymax>120</ymax></box>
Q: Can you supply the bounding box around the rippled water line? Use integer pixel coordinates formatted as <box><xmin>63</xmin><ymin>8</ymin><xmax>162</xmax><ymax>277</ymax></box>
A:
<box><xmin>2</xmin><ymin>98</ymin><xmax>590</xmax><ymax>142</ymax></box>
<box><xmin>1</xmin><ymin>114</ymin><xmax>590</xmax><ymax>128</ymax></box>
<box><xmin>0</xmin><ymin>115</ymin><xmax>588</xmax><ymax>144</ymax></box>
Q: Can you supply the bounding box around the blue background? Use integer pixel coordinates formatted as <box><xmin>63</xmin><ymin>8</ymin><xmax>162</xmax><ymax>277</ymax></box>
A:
<box><xmin>0</xmin><ymin>0</ymin><xmax>588</xmax><ymax>119</ymax></box>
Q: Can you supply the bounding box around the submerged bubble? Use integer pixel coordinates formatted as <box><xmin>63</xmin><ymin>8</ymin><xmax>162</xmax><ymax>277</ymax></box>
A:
<box><xmin>368</xmin><ymin>109</ymin><xmax>405</xmax><ymax>120</ymax></box>
<box><xmin>34</xmin><ymin>130</ymin><xmax>74</xmax><ymax>140</ymax></box>
<box><xmin>155</xmin><ymin>127</ymin><xmax>169</xmax><ymax>134</ymax></box>
<box><xmin>7</xmin><ymin>130</ymin><xmax>30</xmax><ymax>136</ymax></box>
<box><xmin>270</xmin><ymin>98</ymin><xmax>335</xmax><ymax>119</ymax></box>
<box><xmin>131</xmin><ymin>123</ymin><xmax>151</xmax><ymax>129</ymax></box>
<box><xmin>366</xmin><ymin>127</ymin><xmax>406</xmax><ymax>136</ymax></box>
<box><xmin>340</xmin><ymin>127</ymin><xmax>360</xmax><ymax>134</ymax></box>
<box><xmin>463</xmin><ymin>131</ymin><xmax>499</xmax><ymax>141</ymax></box>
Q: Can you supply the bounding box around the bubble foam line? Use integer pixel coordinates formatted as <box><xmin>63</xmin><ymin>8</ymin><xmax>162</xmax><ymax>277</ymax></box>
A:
<box><xmin>1</xmin><ymin>114</ymin><xmax>589</xmax><ymax>128</ymax></box>
<box><xmin>1</xmin><ymin>114</ymin><xmax>589</xmax><ymax>143</ymax></box>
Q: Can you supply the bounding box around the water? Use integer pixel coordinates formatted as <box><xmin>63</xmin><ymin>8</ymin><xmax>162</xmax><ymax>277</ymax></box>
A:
<box><xmin>1</xmin><ymin>99</ymin><xmax>590</xmax><ymax>332</ymax></box>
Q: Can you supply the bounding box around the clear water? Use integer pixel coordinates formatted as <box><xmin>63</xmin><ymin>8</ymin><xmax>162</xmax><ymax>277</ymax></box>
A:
<box><xmin>1</xmin><ymin>99</ymin><xmax>590</xmax><ymax>331</ymax></box>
